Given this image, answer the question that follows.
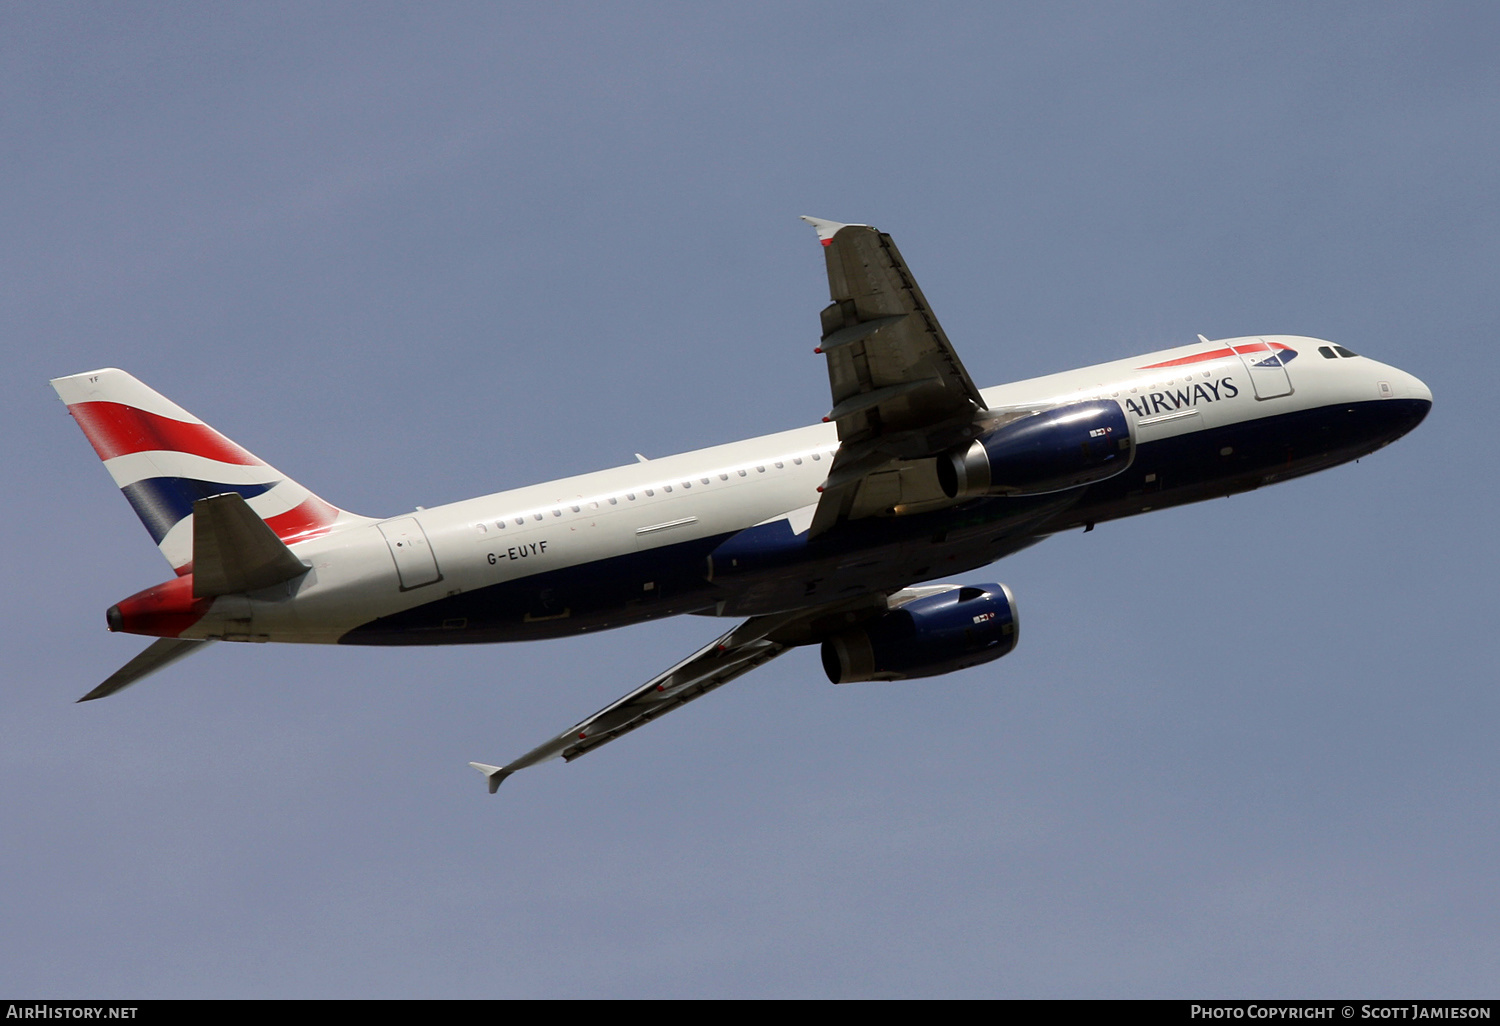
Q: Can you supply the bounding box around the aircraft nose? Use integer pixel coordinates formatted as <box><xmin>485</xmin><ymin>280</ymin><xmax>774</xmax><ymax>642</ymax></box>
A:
<box><xmin>1403</xmin><ymin>370</ymin><xmax>1433</xmax><ymax>405</ymax></box>
<box><xmin>1373</xmin><ymin>366</ymin><xmax>1432</xmax><ymax>443</ymax></box>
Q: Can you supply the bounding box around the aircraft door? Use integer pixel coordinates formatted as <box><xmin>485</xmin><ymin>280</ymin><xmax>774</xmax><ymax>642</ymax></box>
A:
<box><xmin>1236</xmin><ymin>338</ymin><xmax>1293</xmax><ymax>400</ymax></box>
<box><xmin>379</xmin><ymin>517</ymin><xmax>443</xmax><ymax>590</ymax></box>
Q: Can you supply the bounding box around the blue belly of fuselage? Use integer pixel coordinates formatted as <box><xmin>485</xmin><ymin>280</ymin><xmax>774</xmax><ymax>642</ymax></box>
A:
<box><xmin>338</xmin><ymin>398</ymin><xmax>1429</xmax><ymax>646</ymax></box>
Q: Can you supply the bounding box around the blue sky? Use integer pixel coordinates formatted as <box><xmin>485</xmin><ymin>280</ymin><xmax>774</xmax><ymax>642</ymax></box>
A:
<box><xmin>4</xmin><ymin>2</ymin><xmax>1496</xmax><ymax>997</ymax></box>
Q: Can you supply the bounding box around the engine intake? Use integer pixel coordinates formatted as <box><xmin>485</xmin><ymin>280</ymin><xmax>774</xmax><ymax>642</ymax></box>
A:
<box><xmin>821</xmin><ymin>583</ymin><xmax>1019</xmax><ymax>683</ymax></box>
<box><xmin>938</xmin><ymin>399</ymin><xmax>1133</xmax><ymax>499</ymax></box>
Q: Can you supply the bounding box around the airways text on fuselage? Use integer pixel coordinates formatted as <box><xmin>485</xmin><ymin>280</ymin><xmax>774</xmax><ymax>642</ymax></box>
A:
<box><xmin>1123</xmin><ymin>375</ymin><xmax>1240</xmax><ymax>419</ymax></box>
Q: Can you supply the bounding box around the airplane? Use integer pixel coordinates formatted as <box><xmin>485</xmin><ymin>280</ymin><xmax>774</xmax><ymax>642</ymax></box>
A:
<box><xmin>51</xmin><ymin>217</ymin><xmax>1432</xmax><ymax>792</ymax></box>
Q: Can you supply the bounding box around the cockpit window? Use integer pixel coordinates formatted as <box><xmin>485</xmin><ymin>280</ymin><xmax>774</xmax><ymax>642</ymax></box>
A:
<box><xmin>1333</xmin><ymin>345</ymin><xmax>1359</xmax><ymax>358</ymax></box>
<box><xmin>1319</xmin><ymin>346</ymin><xmax>1337</xmax><ymax>359</ymax></box>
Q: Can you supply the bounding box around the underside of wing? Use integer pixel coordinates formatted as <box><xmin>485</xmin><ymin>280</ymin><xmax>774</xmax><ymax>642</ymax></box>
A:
<box><xmin>800</xmin><ymin>218</ymin><xmax>988</xmax><ymax>535</ymax></box>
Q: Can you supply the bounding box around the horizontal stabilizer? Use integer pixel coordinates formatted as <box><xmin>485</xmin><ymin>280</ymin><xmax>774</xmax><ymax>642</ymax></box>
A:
<box><xmin>192</xmin><ymin>492</ymin><xmax>310</xmax><ymax>598</ymax></box>
<box><xmin>468</xmin><ymin>762</ymin><xmax>513</xmax><ymax>794</ymax></box>
<box><xmin>78</xmin><ymin>637</ymin><xmax>213</xmax><ymax>702</ymax></box>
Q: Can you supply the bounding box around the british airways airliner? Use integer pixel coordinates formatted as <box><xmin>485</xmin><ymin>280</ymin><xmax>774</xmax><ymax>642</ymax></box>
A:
<box><xmin>53</xmin><ymin>218</ymin><xmax>1432</xmax><ymax>791</ymax></box>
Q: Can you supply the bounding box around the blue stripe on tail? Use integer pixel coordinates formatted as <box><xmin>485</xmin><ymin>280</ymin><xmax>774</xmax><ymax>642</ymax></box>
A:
<box><xmin>120</xmin><ymin>478</ymin><xmax>279</xmax><ymax>543</ymax></box>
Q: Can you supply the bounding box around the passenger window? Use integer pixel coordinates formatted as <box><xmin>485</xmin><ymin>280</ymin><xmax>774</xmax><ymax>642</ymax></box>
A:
<box><xmin>515</xmin><ymin>517</ymin><xmax>524</xmax><ymax>526</ymax></box>
<box><xmin>627</xmin><ymin>493</ymin><xmax>636</xmax><ymax>501</ymax></box>
<box><xmin>497</xmin><ymin>521</ymin><xmax>506</xmax><ymax>530</ymax></box>
<box><xmin>533</xmin><ymin>513</ymin><xmax>543</xmax><ymax>522</ymax></box>
<box><xmin>756</xmin><ymin>466</ymin><xmax>765</xmax><ymax>473</ymax></box>
<box><xmin>552</xmin><ymin>509</ymin><xmax>562</xmax><ymax>517</ymax></box>
<box><xmin>1319</xmin><ymin>346</ymin><xmax>1337</xmax><ymax>359</ymax></box>
<box><xmin>701</xmin><ymin>477</ymin><xmax>710</xmax><ymax>485</ymax></box>
<box><xmin>738</xmin><ymin>469</ymin><xmax>747</xmax><ymax>477</ymax></box>
<box><xmin>811</xmin><ymin>452</ymin><xmax>821</xmax><ymax>461</ymax></box>
<box><xmin>774</xmin><ymin>461</ymin><xmax>784</xmax><ymax>469</ymax></box>
<box><xmin>719</xmin><ymin>473</ymin><xmax>728</xmax><ymax>481</ymax></box>
<box><xmin>571</xmin><ymin>505</ymin><xmax>580</xmax><ymax>513</ymax></box>
<box><xmin>645</xmin><ymin>489</ymin><xmax>654</xmax><ymax>497</ymax></box>
<box><xmin>663</xmin><ymin>485</ymin><xmax>672</xmax><ymax>493</ymax></box>
<box><xmin>609</xmin><ymin>497</ymin><xmax>618</xmax><ymax>505</ymax></box>
<box><xmin>793</xmin><ymin>457</ymin><xmax>802</xmax><ymax>465</ymax></box>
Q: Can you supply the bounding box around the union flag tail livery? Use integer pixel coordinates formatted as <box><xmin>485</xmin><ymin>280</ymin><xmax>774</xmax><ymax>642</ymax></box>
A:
<box><xmin>50</xmin><ymin>368</ymin><xmax>369</xmax><ymax>575</ymax></box>
<box><xmin>53</xmin><ymin>219</ymin><xmax>1432</xmax><ymax>792</ymax></box>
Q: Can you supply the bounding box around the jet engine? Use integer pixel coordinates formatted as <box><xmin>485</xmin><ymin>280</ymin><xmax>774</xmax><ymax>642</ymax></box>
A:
<box><xmin>937</xmin><ymin>399</ymin><xmax>1134</xmax><ymax>499</ymax></box>
<box><xmin>821</xmin><ymin>583</ymin><xmax>1019</xmax><ymax>683</ymax></box>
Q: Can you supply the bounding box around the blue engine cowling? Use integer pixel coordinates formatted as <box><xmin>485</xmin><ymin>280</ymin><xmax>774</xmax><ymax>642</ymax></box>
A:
<box><xmin>938</xmin><ymin>399</ymin><xmax>1134</xmax><ymax>499</ymax></box>
<box><xmin>821</xmin><ymin>583</ymin><xmax>1020</xmax><ymax>684</ymax></box>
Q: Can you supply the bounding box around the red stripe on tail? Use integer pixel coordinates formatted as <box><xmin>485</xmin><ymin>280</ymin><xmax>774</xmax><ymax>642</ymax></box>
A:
<box><xmin>68</xmin><ymin>402</ymin><xmax>264</xmax><ymax>465</ymax></box>
<box><xmin>264</xmin><ymin>496</ymin><xmax>342</xmax><ymax>545</ymax></box>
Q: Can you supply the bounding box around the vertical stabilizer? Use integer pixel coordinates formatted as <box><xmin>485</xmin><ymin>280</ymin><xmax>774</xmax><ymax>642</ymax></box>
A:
<box><xmin>51</xmin><ymin>368</ymin><xmax>371</xmax><ymax>574</ymax></box>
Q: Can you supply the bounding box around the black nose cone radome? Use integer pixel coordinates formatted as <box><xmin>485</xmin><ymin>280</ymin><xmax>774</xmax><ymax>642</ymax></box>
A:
<box><xmin>106</xmin><ymin>605</ymin><xmax>123</xmax><ymax>632</ymax></box>
<box><xmin>1384</xmin><ymin>396</ymin><xmax>1432</xmax><ymax>442</ymax></box>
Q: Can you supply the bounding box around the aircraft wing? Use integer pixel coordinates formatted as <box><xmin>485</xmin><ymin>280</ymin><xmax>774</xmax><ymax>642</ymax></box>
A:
<box><xmin>800</xmin><ymin>217</ymin><xmax>988</xmax><ymax>536</ymax></box>
<box><xmin>470</xmin><ymin>621</ymin><xmax>790</xmax><ymax>792</ymax></box>
<box><xmin>470</xmin><ymin>595</ymin><xmax>892</xmax><ymax>792</ymax></box>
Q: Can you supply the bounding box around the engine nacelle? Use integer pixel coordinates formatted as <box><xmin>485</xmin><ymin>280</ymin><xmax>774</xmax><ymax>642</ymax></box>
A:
<box><xmin>821</xmin><ymin>583</ymin><xmax>1019</xmax><ymax>684</ymax></box>
<box><xmin>937</xmin><ymin>399</ymin><xmax>1134</xmax><ymax>499</ymax></box>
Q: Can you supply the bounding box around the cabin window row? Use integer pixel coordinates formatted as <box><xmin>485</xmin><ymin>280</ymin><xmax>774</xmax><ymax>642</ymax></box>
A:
<box><xmin>477</xmin><ymin>450</ymin><xmax>834</xmax><ymax>531</ymax></box>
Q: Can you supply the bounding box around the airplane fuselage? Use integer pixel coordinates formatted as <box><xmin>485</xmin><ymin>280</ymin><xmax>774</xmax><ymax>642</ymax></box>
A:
<box><xmin>109</xmin><ymin>334</ymin><xmax>1429</xmax><ymax>649</ymax></box>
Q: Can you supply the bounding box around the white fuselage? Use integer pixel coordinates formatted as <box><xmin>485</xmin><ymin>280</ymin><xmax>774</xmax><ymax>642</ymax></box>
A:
<box><xmin>179</xmin><ymin>335</ymin><xmax>1429</xmax><ymax>645</ymax></box>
